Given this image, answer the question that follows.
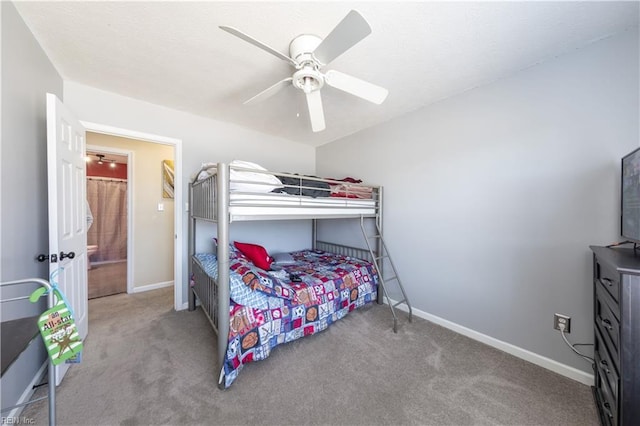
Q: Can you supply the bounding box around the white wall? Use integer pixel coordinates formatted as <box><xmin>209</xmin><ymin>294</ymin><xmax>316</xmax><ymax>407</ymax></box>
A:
<box><xmin>63</xmin><ymin>82</ymin><xmax>316</xmax><ymax>304</ymax></box>
<box><xmin>316</xmin><ymin>28</ymin><xmax>639</xmax><ymax>377</ymax></box>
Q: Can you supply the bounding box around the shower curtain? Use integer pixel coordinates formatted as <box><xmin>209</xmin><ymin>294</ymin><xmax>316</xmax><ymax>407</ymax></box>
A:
<box><xmin>86</xmin><ymin>178</ymin><xmax>127</xmax><ymax>262</ymax></box>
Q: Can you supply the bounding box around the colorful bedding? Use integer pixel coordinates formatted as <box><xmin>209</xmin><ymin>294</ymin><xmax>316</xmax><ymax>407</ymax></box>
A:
<box><xmin>193</xmin><ymin>249</ymin><xmax>378</xmax><ymax>388</ymax></box>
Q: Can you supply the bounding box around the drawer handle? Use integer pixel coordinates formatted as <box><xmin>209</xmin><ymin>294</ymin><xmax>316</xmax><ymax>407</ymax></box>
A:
<box><xmin>603</xmin><ymin>402</ymin><xmax>614</xmax><ymax>418</ymax></box>
<box><xmin>601</xmin><ymin>277</ymin><xmax>614</xmax><ymax>287</ymax></box>
<box><xmin>600</xmin><ymin>318</ymin><xmax>613</xmax><ymax>331</ymax></box>
<box><xmin>600</xmin><ymin>359</ymin><xmax>611</xmax><ymax>374</ymax></box>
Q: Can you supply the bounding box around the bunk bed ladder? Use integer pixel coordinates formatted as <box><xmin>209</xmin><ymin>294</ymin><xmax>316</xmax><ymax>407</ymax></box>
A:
<box><xmin>360</xmin><ymin>216</ymin><xmax>412</xmax><ymax>333</ymax></box>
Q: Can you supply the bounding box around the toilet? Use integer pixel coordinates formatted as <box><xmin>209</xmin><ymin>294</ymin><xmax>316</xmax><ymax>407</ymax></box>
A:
<box><xmin>87</xmin><ymin>245</ymin><xmax>98</xmax><ymax>269</ymax></box>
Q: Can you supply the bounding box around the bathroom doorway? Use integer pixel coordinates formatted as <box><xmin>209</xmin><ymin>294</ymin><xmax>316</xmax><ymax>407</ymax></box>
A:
<box><xmin>85</xmin><ymin>130</ymin><xmax>177</xmax><ymax>306</ymax></box>
<box><xmin>85</xmin><ymin>148</ymin><xmax>130</xmax><ymax>299</ymax></box>
<box><xmin>82</xmin><ymin>123</ymin><xmax>182</xmax><ymax>311</ymax></box>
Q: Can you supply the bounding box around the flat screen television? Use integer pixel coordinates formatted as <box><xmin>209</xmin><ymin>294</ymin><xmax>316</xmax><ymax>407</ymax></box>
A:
<box><xmin>621</xmin><ymin>147</ymin><xmax>640</xmax><ymax>243</ymax></box>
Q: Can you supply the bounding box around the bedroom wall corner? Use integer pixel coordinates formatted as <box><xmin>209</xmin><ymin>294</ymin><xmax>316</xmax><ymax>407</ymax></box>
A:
<box><xmin>315</xmin><ymin>27</ymin><xmax>640</xmax><ymax>380</ymax></box>
<box><xmin>1</xmin><ymin>0</ymin><xmax>63</xmax><ymax>415</ymax></box>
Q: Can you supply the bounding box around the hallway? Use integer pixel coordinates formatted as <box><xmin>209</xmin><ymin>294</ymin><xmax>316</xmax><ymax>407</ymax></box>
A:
<box><xmin>88</xmin><ymin>261</ymin><xmax>126</xmax><ymax>299</ymax></box>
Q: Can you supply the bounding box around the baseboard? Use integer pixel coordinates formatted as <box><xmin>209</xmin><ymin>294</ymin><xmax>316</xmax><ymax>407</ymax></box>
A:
<box><xmin>131</xmin><ymin>280</ymin><xmax>173</xmax><ymax>294</ymax></box>
<box><xmin>388</xmin><ymin>299</ymin><xmax>595</xmax><ymax>387</ymax></box>
<box><xmin>180</xmin><ymin>297</ymin><xmax>201</xmax><ymax>311</ymax></box>
<box><xmin>92</xmin><ymin>259</ymin><xmax>126</xmax><ymax>266</ymax></box>
<box><xmin>5</xmin><ymin>359</ymin><xmax>48</xmax><ymax>419</ymax></box>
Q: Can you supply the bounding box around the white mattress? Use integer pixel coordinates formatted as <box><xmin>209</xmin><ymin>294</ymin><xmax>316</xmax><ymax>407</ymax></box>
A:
<box><xmin>228</xmin><ymin>193</ymin><xmax>376</xmax><ymax>219</ymax></box>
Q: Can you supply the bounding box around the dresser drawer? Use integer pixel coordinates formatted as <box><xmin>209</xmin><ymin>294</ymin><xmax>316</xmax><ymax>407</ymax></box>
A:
<box><xmin>595</xmin><ymin>282</ymin><xmax>620</xmax><ymax>366</ymax></box>
<box><xmin>595</xmin><ymin>327</ymin><xmax>619</xmax><ymax>404</ymax></box>
<box><xmin>595</xmin><ymin>353</ymin><xmax>618</xmax><ymax>426</ymax></box>
<box><xmin>595</xmin><ymin>258</ymin><xmax>621</xmax><ymax>307</ymax></box>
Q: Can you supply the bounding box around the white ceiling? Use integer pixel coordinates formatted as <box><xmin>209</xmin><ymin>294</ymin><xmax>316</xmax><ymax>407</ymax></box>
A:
<box><xmin>14</xmin><ymin>1</ymin><xmax>639</xmax><ymax>147</ymax></box>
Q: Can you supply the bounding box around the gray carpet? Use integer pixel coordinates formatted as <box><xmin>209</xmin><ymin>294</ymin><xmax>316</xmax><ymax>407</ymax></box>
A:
<box><xmin>21</xmin><ymin>287</ymin><xmax>597</xmax><ymax>425</ymax></box>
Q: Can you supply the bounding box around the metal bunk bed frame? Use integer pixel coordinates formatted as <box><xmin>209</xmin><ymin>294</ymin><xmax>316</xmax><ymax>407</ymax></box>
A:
<box><xmin>187</xmin><ymin>162</ymin><xmax>410</xmax><ymax>389</ymax></box>
<box><xmin>1</xmin><ymin>278</ymin><xmax>56</xmax><ymax>426</ymax></box>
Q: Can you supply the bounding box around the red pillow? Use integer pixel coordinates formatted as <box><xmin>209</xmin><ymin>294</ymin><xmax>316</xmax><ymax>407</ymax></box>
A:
<box><xmin>234</xmin><ymin>241</ymin><xmax>273</xmax><ymax>270</ymax></box>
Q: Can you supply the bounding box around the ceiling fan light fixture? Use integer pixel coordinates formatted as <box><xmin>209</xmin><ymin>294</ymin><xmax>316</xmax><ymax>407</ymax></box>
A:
<box><xmin>292</xmin><ymin>67</ymin><xmax>324</xmax><ymax>93</ymax></box>
<box><xmin>221</xmin><ymin>9</ymin><xmax>386</xmax><ymax>133</ymax></box>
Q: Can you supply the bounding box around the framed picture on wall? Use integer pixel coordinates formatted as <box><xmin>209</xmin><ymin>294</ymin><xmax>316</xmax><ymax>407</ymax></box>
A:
<box><xmin>162</xmin><ymin>159</ymin><xmax>174</xmax><ymax>199</ymax></box>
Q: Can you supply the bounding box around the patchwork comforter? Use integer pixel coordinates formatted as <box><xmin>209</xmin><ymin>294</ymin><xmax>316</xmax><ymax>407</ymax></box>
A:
<box><xmin>193</xmin><ymin>249</ymin><xmax>378</xmax><ymax>388</ymax></box>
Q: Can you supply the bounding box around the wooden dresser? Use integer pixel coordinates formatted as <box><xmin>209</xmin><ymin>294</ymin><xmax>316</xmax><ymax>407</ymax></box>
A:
<box><xmin>590</xmin><ymin>246</ymin><xmax>640</xmax><ymax>426</ymax></box>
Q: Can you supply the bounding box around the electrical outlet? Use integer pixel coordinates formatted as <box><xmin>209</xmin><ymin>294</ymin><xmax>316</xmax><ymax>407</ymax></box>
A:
<box><xmin>554</xmin><ymin>313</ymin><xmax>571</xmax><ymax>333</ymax></box>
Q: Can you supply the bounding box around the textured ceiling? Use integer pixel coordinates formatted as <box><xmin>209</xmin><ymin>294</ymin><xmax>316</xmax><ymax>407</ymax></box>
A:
<box><xmin>14</xmin><ymin>1</ymin><xmax>639</xmax><ymax>147</ymax></box>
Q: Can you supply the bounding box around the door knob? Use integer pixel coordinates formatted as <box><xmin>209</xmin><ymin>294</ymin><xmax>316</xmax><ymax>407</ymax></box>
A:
<box><xmin>36</xmin><ymin>253</ymin><xmax>58</xmax><ymax>263</ymax></box>
<box><xmin>60</xmin><ymin>251</ymin><xmax>75</xmax><ymax>260</ymax></box>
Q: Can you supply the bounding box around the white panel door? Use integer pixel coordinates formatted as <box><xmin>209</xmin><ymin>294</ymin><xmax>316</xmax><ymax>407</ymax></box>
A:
<box><xmin>46</xmin><ymin>93</ymin><xmax>88</xmax><ymax>385</ymax></box>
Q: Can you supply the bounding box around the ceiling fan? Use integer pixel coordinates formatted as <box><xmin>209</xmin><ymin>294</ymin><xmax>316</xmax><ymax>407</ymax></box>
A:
<box><xmin>220</xmin><ymin>10</ymin><xmax>388</xmax><ymax>132</ymax></box>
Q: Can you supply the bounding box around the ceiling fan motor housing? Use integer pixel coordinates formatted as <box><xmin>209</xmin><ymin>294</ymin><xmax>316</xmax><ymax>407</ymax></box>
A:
<box><xmin>289</xmin><ymin>34</ymin><xmax>323</xmax><ymax>65</ymax></box>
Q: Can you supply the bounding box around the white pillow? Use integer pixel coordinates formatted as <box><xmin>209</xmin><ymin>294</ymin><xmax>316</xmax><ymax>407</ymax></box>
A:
<box><xmin>271</xmin><ymin>252</ymin><xmax>296</xmax><ymax>265</ymax></box>
<box><xmin>230</xmin><ymin>160</ymin><xmax>283</xmax><ymax>193</ymax></box>
<box><xmin>191</xmin><ymin>162</ymin><xmax>217</xmax><ymax>183</ymax></box>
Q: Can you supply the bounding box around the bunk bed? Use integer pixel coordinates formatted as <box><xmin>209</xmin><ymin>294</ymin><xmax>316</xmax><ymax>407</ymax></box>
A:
<box><xmin>188</xmin><ymin>161</ymin><xmax>396</xmax><ymax>389</ymax></box>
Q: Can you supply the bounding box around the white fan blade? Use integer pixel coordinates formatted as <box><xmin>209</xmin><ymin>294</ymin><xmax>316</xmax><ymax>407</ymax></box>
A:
<box><xmin>324</xmin><ymin>70</ymin><xmax>388</xmax><ymax>104</ymax></box>
<box><xmin>244</xmin><ymin>78</ymin><xmax>293</xmax><ymax>105</ymax></box>
<box><xmin>312</xmin><ymin>10</ymin><xmax>372</xmax><ymax>66</ymax></box>
<box><xmin>219</xmin><ymin>26</ymin><xmax>298</xmax><ymax>67</ymax></box>
<box><xmin>305</xmin><ymin>90</ymin><xmax>326</xmax><ymax>132</ymax></box>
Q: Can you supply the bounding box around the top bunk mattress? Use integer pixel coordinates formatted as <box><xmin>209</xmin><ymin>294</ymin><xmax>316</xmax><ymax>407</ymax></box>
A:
<box><xmin>227</xmin><ymin>193</ymin><xmax>376</xmax><ymax>219</ymax></box>
<box><xmin>190</xmin><ymin>161</ymin><xmax>380</xmax><ymax>221</ymax></box>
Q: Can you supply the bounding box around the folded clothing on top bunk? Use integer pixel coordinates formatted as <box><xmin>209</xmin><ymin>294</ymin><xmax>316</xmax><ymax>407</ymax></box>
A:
<box><xmin>191</xmin><ymin>161</ymin><xmax>374</xmax><ymax>199</ymax></box>
<box><xmin>192</xmin><ymin>248</ymin><xmax>378</xmax><ymax>388</ymax></box>
<box><xmin>327</xmin><ymin>177</ymin><xmax>374</xmax><ymax>199</ymax></box>
<box><xmin>271</xmin><ymin>174</ymin><xmax>331</xmax><ymax>198</ymax></box>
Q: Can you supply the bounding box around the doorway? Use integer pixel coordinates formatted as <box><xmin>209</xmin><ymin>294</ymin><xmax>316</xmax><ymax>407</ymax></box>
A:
<box><xmin>85</xmin><ymin>148</ymin><xmax>130</xmax><ymax>299</ymax></box>
<box><xmin>82</xmin><ymin>122</ymin><xmax>184</xmax><ymax>311</ymax></box>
